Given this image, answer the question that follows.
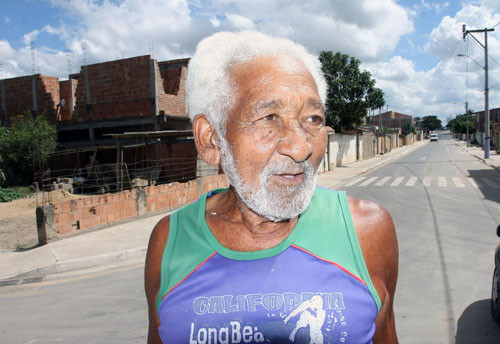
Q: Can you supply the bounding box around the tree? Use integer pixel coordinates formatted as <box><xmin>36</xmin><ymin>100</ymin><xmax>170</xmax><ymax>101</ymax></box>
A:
<box><xmin>0</xmin><ymin>113</ymin><xmax>57</xmax><ymax>186</ymax></box>
<box><xmin>420</xmin><ymin>115</ymin><xmax>442</xmax><ymax>132</ymax></box>
<box><xmin>402</xmin><ymin>122</ymin><xmax>417</xmax><ymax>135</ymax></box>
<box><xmin>449</xmin><ymin>109</ymin><xmax>476</xmax><ymax>135</ymax></box>
<box><xmin>319</xmin><ymin>51</ymin><xmax>385</xmax><ymax>132</ymax></box>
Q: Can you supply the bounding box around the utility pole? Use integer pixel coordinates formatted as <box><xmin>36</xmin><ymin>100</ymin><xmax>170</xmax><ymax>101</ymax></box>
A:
<box><xmin>465</xmin><ymin>101</ymin><xmax>469</xmax><ymax>147</ymax></box>
<box><xmin>462</xmin><ymin>24</ymin><xmax>495</xmax><ymax>158</ymax></box>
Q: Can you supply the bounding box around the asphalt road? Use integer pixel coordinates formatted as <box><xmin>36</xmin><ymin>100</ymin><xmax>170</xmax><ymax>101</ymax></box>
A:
<box><xmin>339</xmin><ymin>131</ymin><xmax>500</xmax><ymax>343</ymax></box>
<box><xmin>0</xmin><ymin>260</ymin><xmax>148</xmax><ymax>343</ymax></box>
<box><xmin>1</xmin><ymin>132</ymin><xmax>499</xmax><ymax>343</ymax></box>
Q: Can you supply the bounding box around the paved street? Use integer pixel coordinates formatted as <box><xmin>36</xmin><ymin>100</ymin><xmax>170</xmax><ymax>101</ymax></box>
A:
<box><xmin>339</xmin><ymin>132</ymin><xmax>500</xmax><ymax>343</ymax></box>
<box><xmin>0</xmin><ymin>133</ymin><xmax>499</xmax><ymax>343</ymax></box>
<box><xmin>0</xmin><ymin>260</ymin><xmax>147</xmax><ymax>343</ymax></box>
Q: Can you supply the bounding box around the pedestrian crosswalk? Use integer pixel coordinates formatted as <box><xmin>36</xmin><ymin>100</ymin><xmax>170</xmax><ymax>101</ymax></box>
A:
<box><xmin>342</xmin><ymin>175</ymin><xmax>500</xmax><ymax>189</ymax></box>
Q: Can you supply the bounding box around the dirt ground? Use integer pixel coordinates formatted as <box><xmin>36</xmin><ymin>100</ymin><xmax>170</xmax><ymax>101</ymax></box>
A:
<box><xmin>0</xmin><ymin>190</ymin><xmax>88</xmax><ymax>250</ymax></box>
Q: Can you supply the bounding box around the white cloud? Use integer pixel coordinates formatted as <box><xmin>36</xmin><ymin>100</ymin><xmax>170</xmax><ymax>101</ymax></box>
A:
<box><xmin>225</xmin><ymin>13</ymin><xmax>254</xmax><ymax>30</ymax></box>
<box><xmin>210</xmin><ymin>16</ymin><xmax>221</xmax><ymax>28</ymax></box>
<box><xmin>363</xmin><ymin>1</ymin><xmax>500</xmax><ymax>122</ymax></box>
<box><xmin>22</xmin><ymin>29</ymin><xmax>40</xmax><ymax>45</ymax></box>
<box><xmin>3</xmin><ymin>16</ymin><xmax>9</xmax><ymax>23</ymax></box>
<box><xmin>0</xmin><ymin>40</ymin><xmax>16</xmax><ymax>60</ymax></box>
<box><xmin>4</xmin><ymin>0</ymin><xmax>414</xmax><ymax>80</ymax></box>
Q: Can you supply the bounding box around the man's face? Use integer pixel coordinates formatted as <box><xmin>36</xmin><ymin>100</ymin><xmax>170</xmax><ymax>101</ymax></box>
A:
<box><xmin>219</xmin><ymin>55</ymin><xmax>327</xmax><ymax>221</ymax></box>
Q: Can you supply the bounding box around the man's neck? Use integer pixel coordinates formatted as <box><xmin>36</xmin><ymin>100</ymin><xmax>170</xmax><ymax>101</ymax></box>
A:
<box><xmin>205</xmin><ymin>187</ymin><xmax>298</xmax><ymax>251</ymax></box>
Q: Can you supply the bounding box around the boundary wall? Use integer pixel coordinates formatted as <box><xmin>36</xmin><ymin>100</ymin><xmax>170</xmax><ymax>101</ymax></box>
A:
<box><xmin>36</xmin><ymin>174</ymin><xmax>228</xmax><ymax>245</ymax></box>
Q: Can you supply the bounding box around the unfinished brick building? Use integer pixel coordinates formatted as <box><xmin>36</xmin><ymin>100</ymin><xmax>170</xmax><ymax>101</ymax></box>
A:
<box><xmin>57</xmin><ymin>55</ymin><xmax>190</xmax><ymax>146</ymax></box>
<box><xmin>1</xmin><ymin>55</ymin><xmax>200</xmax><ymax>192</ymax></box>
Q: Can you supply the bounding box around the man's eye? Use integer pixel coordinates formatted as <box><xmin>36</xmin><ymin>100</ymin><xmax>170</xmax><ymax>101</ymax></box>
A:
<box><xmin>263</xmin><ymin>114</ymin><xmax>278</xmax><ymax>121</ymax></box>
<box><xmin>307</xmin><ymin>115</ymin><xmax>325</xmax><ymax>125</ymax></box>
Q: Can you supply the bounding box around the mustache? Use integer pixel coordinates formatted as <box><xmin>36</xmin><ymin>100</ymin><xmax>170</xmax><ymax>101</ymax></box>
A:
<box><xmin>260</xmin><ymin>159</ymin><xmax>315</xmax><ymax>180</ymax></box>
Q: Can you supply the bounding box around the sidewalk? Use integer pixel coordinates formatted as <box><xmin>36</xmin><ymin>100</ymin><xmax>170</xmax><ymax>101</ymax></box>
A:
<box><xmin>453</xmin><ymin>139</ymin><xmax>500</xmax><ymax>171</ymax></box>
<box><xmin>2</xmin><ymin>138</ymin><xmax>496</xmax><ymax>282</ymax></box>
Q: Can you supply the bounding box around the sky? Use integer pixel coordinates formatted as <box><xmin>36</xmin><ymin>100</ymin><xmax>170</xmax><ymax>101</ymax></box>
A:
<box><xmin>1</xmin><ymin>0</ymin><xmax>499</xmax><ymax>125</ymax></box>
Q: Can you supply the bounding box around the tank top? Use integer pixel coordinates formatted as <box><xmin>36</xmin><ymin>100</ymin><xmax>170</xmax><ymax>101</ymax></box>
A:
<box><xmin>156</xmin><ymin>187</ymin><xmax>381</xmax><ymax>343</ymax></box>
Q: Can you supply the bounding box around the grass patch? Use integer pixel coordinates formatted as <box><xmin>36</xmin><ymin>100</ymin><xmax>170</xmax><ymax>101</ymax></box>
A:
<box><xmin>0</xmin><ymin>186</ymin><xmax>33</xmax><ymax>202</ymax></box>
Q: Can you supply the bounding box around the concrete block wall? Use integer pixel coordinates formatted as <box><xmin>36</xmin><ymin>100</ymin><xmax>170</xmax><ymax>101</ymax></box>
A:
<box><xmin>36</xmin><ymin>174</ymin><xmax>228</xmax><ymax>240</ymax></box>
<box><xmin>327</xmin><ymin>133</ymin><xmax>357</xmax><ymax>168</ymax></box>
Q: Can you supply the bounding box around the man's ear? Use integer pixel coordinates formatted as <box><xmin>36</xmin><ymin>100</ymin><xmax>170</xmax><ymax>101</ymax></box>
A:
<box><xmin>193</xmin><ymin>114</ymin><xmax>221</xmax><ymax>166</ymax></box>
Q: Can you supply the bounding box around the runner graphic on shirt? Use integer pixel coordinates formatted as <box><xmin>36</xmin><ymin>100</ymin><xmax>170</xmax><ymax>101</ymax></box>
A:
<box><xmin>284</xmin><ymin>295</ymin><xmax>326</xmax><ymax>344</ymax></box>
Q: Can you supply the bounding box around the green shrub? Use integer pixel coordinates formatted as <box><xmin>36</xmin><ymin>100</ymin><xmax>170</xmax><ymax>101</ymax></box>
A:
<box><xmin>0</xmin><ymin>186</ymin><xmax>32</xmax><ymax>202</ymax></box>
<box><xmin>0</xmin><ymin>113</ymin><xmax>57</xmax><ymax>186</ymax></box>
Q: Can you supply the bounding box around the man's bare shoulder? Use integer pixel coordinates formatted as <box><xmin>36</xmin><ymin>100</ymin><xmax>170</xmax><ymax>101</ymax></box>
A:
<box><xmin>347</xmin><ymin>196</ymin><xmax>399</xmax><ymax>343</ymax></box>
<box><xmin>145</xmin><ymin>215</ymin><xmax>171</xmax><ymax>344</ymax></box>
<box><xmin>346</xmin><ymin>196</ymin><xmax>397</xmax><ymax>269</ymax></box>
<box><xmin>145</xmin><ymin>214</ymin><xmax>171</xmax><ymax>277</ymax></box>
<box><xmin>347</xmin><ymin>196</ymin><xmax>394</xmax><ymax>235</ymax></box>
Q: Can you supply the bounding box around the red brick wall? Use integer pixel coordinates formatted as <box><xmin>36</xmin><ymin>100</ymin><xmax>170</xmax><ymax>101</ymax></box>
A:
<box><xmin>1</xmin><ymin>74</ymin><xmax>58</xmax><ymax>125</ymax></box>
<box><xmin>59</xmin><ymin>79</ymin><xmax>78</xmax><ymax>121</ymax></box>
<box><xmin>38</xmin><ymin>75</ymin><xmax>60</xmax><ymax>123</ymax></box>
<box><xmin>157</xmin><ymin>64</ymin><xmax>187</xmax><ymax>117</ymax></box>
<box><xmin>49</xmin><ymin>174</ymin><xmax>228</xmax><ymax>235</ymax></box>
<box><xmin>71</xmin><ymin>55</ymin><xmax>154</xmax><ymax>122</ymax></box>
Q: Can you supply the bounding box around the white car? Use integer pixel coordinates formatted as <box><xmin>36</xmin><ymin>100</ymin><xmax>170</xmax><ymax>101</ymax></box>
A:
<box><xmin>430</xmin><ymin>134</ymin><xmax>438</xmax><ymax>142</ymax></box>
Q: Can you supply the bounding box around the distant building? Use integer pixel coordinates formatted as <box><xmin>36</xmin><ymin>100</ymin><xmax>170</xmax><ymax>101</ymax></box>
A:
<box><xmin>474</xmin><ymin>107</ymin><xmax>500</xmax><ymax>132</ymax></box>
<box><xmin>368</xmin><ymin>110</ymin><xmax>413</xmax><ymax>130</ymax></box>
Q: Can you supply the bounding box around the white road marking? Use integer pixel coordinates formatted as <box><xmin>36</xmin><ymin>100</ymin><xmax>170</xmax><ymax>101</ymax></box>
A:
<box><xmin>359</xmin><ymin>177</ymin><xmax>378</xmax><ymax>186</ymax></box>
<box><xmin>467</xmin><ymin>177</ymin><xmax>479</xmax><ymax>189</ymax></box>
<box><xmin>406</xmin><ymin>176</ymin><xmax>418</xmax><ymax>186</ymax></box>
<box><xmin>452</xmin><ymin>177</ymin><xmax>465</xmax><ymax>188</ymax></box>
<box><xmin>375</xmin><ymin>177</ymin><xmax>391</xmax><ymax>186</ymax></box>
<box><xmin>390</xmin><ymin>177</ymin><xmax>404</xmax><ymax>186</ymax></box>
<box><xmin>423</xmin><ymin>176</ymin><xmax>432</xmax><ymax>187</ymax></box>
<box><xmin>344</xmin><ymin>177</ymin><xmax>366</xmax><ymax>187</ymax></box>
<box><xmin>438</xmin><ymin>177</ymin><xmax>447</xmax><ymax>187</ymax></box>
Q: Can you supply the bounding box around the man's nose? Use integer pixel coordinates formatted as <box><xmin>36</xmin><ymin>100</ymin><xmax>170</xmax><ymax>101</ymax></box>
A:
<box><xmin>277</xmin><ymin>125</ymin><xmax>313</xmax><ymax>163</ymax></box>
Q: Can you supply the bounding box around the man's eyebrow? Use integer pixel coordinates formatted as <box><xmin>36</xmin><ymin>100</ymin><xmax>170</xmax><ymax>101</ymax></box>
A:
<box><xmin>254</xmin><ymin>99</ymin><xmax>284</xmax><ymax>112</ymax></box>
<box><xmin>307</xmin><ymin>98</ymin><xmax>325</xmax><ymax>111</ymax></box>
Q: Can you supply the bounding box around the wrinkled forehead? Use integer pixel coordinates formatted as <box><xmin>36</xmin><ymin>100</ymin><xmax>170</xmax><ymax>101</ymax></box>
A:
<box><xmin>228</xmin><ymin>55</ymin><xmax>320</xmax><ymax>106</ymax></box>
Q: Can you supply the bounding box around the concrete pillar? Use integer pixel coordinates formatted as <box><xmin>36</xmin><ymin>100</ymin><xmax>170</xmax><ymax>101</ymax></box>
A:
<box><xmin>0</xmin><ymin>79</ymin><xmax>7</xmax><ymax>126</ymax></box>
<box><xmin>83</xmin><ymin>65</ymin><xmax>95</xmax><ymax>144</ymax></box>
<box><xmin>32</xmin><ymin>75</ymin><xmax>38</xmax><ymax>118</ymax></box>
<box><xmin>136</xmin><ymin>188</ymin><xmax>147</xmax><ymax>216</ymax></box>
<box><xmin>150</xmin><ymin>59</ymin><xmax>159</xmax><ymax>129</ymax></box>
<box><xmin>36</xmin><ymin>206</ymin><xmax>53</xmax><ymax>246</ymax></box>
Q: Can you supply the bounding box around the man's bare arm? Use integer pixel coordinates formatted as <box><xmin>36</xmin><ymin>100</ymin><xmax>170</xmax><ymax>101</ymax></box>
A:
<box><xmin>144</xmin><ymin>216</ymin><xmax>170</xmax><ymax>344</ymax></box>
<box><xmin>349</xmin><ymin>197</ymin><xmax>399</xmax><ymax>344</ymax></box>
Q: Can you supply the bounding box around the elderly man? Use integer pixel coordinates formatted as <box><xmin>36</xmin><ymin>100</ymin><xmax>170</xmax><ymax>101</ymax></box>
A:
<box><xmin>145</xmin><ymin>31</ymin><xmax>398</xmax><ymax>343</ymax></box>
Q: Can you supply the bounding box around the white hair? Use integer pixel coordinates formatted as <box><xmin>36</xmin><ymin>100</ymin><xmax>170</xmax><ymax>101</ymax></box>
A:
<box><xmin>186</xmin><ymin>31</ymin><xmax>326</xmax><ymax>137</ymax></box>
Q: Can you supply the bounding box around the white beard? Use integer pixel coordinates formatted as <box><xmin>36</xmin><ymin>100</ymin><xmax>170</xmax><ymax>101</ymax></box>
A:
<box><xmin>218</xmin><ymin>136</ymin><xmax>318</xmax><ymax>222</ymax></box>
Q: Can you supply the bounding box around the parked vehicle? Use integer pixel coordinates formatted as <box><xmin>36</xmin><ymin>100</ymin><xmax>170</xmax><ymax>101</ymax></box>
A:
<box><xmin>492</xmin><ymin>225</ymin><xmax>500</xmax><ymax>322</ymax></box>
<box><xmin>430</xmin><ymin>133</ymin><xmax>438</xmax><ymax>142</ymax></box>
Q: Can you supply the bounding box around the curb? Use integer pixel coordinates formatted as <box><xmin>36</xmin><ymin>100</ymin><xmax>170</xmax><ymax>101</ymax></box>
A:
<box><xmin>1</xmin><ymin>247</ymin><xmax>146</xmax><ymax>282</ymax></box>
<box><xmin>453</xmin><ymin>140</ymin><xmax>500</xmax><ymax>173</ymax></box>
